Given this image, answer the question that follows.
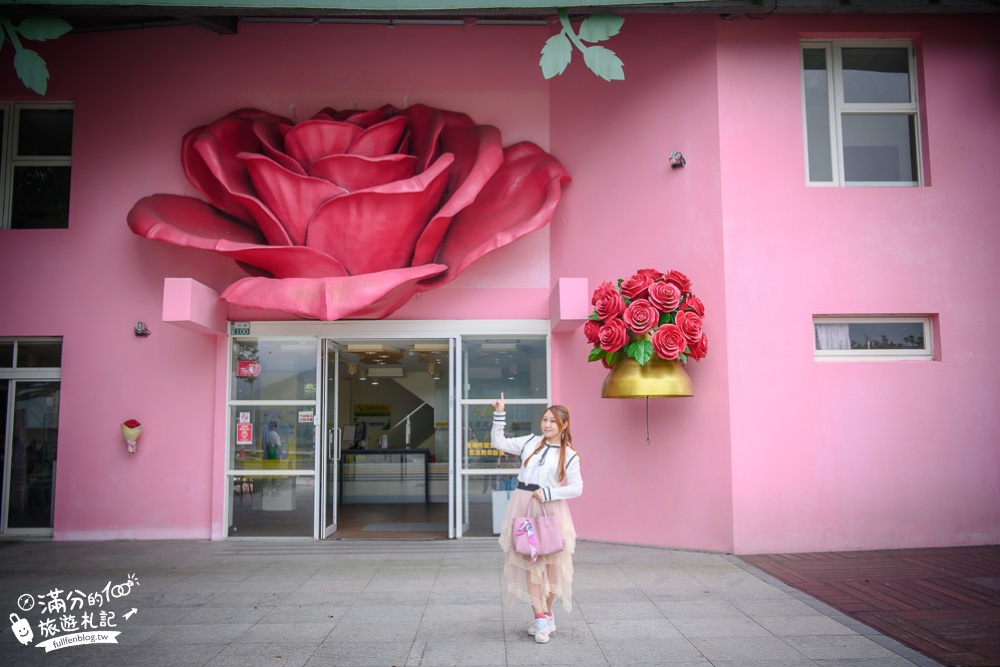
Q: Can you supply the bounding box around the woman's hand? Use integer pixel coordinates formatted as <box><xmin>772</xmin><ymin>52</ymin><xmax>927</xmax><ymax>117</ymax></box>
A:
<box><xmin>533</xmin><ymin>489</ymin><xmax>544</xmax><ymax>503</ymax></box>
<box><xmin>492</xmin><ymin>392</ymin><xmax>505</xmax><ymax>413</ymax></box>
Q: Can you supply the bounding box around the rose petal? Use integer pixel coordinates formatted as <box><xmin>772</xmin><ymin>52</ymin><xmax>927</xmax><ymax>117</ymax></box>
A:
<box><xmin>241</xmin><ymin>153</ymin><xmax>347</xmax><ymax>246</ymax></box>
<box><xmin>283</xmin><ymin>118</ymin><xmax>361</xmax><ymax>168</ymax></box>
<box><xmin>183</xmin><ymin>109</ymin><xmax>291</xmax><ymax>225</ymax></box>
<box><xmin>305</xmin><ymin>154</ymin><xmax>454</xmax><ymax>275</ymax></box>
<box><xmin>221</xmin><ymin>263</ymin><xmax>448</xmax><ymax>320</ymax></box>
<box><xmin>308</xmin><ymin>153</ymin><xmax>417</xmax><ymax>192</ymax></box>
<box><xmin>252</xmin><ymin>120</ymin><xmax>303</xmax><ymax>175</ymax></box>
<box><xmin>421</xmin><ymin>141</ymin><xmax>570</xmax><ymax>287</ymax></box>
<box><xmin>320</xmin><ymin>107</ymin><xmax>390</xmax><ymax>128</ymax></box>
<box><xmin>348</xmin><ymin>115</ymin><xmax>407</xmax><ymax>157</ymax></box>
<box><xmin>127</xmin><ymin>194</ymin><xmax>347</xmax><ymax>279</ymax></box>
<box><xmin>396</xmin><ymin>104</ymin><xmax>449</xmax><ymax>173</ymax></box>
<box><xmin>410</xmin><ymin>124</ymin><xmax>503</xmax><ymax>267</ymax></box>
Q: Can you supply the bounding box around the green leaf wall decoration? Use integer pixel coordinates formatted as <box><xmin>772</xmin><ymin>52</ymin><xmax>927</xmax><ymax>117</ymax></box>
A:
<box><xmin>539</xmin><ymin>8</ymin><xmax>625</xmax><ymax>82</ymax></box>
<box><xmin>1</xmin><ymin>16</ymin><xmax>72</xmax><ymax>95</ymax></box>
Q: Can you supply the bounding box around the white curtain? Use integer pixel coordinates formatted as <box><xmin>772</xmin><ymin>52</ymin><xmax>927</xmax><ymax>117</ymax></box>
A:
<box><xmin>815</xmin><ymin>323</ymin><xmax>851</xmax><ymax>350</ymax></box>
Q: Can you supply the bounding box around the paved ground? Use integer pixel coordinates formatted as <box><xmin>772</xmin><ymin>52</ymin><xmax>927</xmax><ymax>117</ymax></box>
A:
<box><xmin>0</xmin><ymin>539</ymin><xmax>941</xmax><ymax>667</ymax></box>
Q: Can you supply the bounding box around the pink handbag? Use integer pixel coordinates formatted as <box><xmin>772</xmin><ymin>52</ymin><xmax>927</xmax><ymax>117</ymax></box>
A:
<box><xmin>512</xmin><ymin>498</ymin><xmax>564</xmax><ymax>564</ymax></box>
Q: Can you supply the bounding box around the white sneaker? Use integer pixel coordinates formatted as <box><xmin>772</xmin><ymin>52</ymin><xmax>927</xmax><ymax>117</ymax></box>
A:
<box><xmin>533</xmin><ymin>617</ymin><xmax>550</xmax><ymax>644</ymax></box>
<box><xmin>527</xmin><ymin>613</ymin><xmax>555</xmax><ymax>637</ymax></box>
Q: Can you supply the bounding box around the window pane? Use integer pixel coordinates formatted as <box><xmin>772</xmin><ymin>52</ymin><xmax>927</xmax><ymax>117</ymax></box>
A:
<box><xmin>10</xmin><ymin>166</ymin><xmax>71</xmax><ymax>229</ymax></box>
<box><xmin>17</xmin><ymin>109</ymin><xmax>73</xmax><ymax>156</ymax></box>
<box><xmin>463</xmin><ymin>337</ymin><xmax>547</xmax><ymax>400</ymax></box>
<box><xmin>232</xmin><ymin>338</ymin><xmax>317</xmax><ymax>401</ymax></box>
<box><xmin>846</xmin><ymin>322</ymin><xmax>926</xmax><ymax>350</ymax></box>
<box><xmin>230</xmin><ymin>405</ymin><xmax>315</xmax><ymax>471</ymax></box>
<box><xmin>842</xmin><ymin>114</ymin><xmax>917</xmax><ymax>183</ymax></box>
<box><xmin>0</xmin><ymin>342</ymin><xmax>13</xmax><ymax>367</ymax></box>
<box><xmin>7</xmin><ymin>381</ymin><xmax>59</xmax><ymax>529</ymax></box>
<box><xmin>465</xmin><ymin>403</ymin><xmax>546</xmax><ymax>470</ymax></box>
<box><xmin>16</xmin><ymin>340</ymin><xmax>62</xmax><ymax>368</ymax></box>
<box><xmin>842</xmin><ymin>47</ymin><xmax>911</xmax><ymax>104</ymax></box>
<box><xmin>803</xmin><ymin>48</ymin><xmax>833</xmax><ymax>182</ymax></box>
<box><xmin>0</xmin><ymin>382</ymin><xmax>7</xmax><ymax>519</ymax></box>
<box><xmin>228</xmin><ymin>474</ymin><xmax>315</xmax><ymax>537</ymax></box>
<box><xmin>463</xmin><ymin>473</ymin><xmax>519</xmax><ymax>537</ymax></box>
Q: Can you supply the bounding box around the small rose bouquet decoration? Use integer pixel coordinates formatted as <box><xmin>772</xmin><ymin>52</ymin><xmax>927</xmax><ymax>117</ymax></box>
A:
<box><xmin>585</xmin><ymin>268</ymin><xmax>707</xmax><ymax>367</ymax></box>
<box><xmin>121</xmin><ymin>419</ymin><xmax>142</xmax><ymax>453</ymax></box>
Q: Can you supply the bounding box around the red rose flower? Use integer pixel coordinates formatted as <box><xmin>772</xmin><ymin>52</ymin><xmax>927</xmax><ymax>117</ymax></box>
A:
<box><xmin>593</xmin><ymin>286</ymin><xmax>626</xmax><ymax>321</ymax></box>
<box><xmin>675</xmin><ymin>310</ymin><xmax>704</xmax><ymax>344</ymax></box>
<box><xmin>681</xmin><ymin>294</ymin><xmax>705</xmax><ymax>316</ymax></box>
<box><xmin>664</xmin><ymin>269</ymin><xmax>692</xmax><ymax>293</ymax></box>
<box><xmin>623</xmin><ymin>299</ymin><xmax>659</xmax><ymax>335</ymax></box>
<box><xmin>648</xmin><ymin>281</ymin><xmax>681</xmax><ymax>312</ymax></box>
<box><xmin>123</xmin><ymin>419</ymin><xmax>141</xmax><ymax>429</ymax></box>
<box><xmin>619</xmin><ymin>273</ymin><xmax>653</xmax><ymax>300</ymax></box>
<box><xmin>636</xmin><ymin>268</ymin><xmax>665</xmax><ymax>281</ymax></box>
<box><xmin>651</xmin><ymin>324</ymin><xmax>686</xmax><ymax>361</ymax></box>
<box><xmin>598</xmin><ymin>318</ymin><xmax>629</xmax><ymax>353</ymax></box>
<box><xmin>688</xmin><ymin>332</ymin><xmax>708</xmax><ymax>361</ymax></box>
<box><xmin>128</xmin><ymin>104</ymin><xmax>570</xmax><ymax>320</ymax></box>
<box><xmin>583</xmin><ymin>319</ymin><xmax>601</xmax><ymax>345</ymax></box>
<box><xmin>590</xmin><ymin>281</ymin><xmax>618</xmax><ymax>306</ymax></box>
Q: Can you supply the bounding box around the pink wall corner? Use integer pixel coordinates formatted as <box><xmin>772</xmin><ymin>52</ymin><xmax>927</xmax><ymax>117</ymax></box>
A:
<box><xmin>550</xmin><ymin>278</ymin><xmax>590</xmax><ymax>332</ymax></box>
<box><xmin>716</xmin><ymin>15</ymin><xmax>1000</xmax><ymax>554</ymax></box>
<box><xmin>162</xmin><ymin>278</ymin><xmax>226</xmax><ymax>335</ymax></box>
<box><xmin>549</xmin><ymin>14</ymin><xmax>734</xmax><ymax>553</ymax></box>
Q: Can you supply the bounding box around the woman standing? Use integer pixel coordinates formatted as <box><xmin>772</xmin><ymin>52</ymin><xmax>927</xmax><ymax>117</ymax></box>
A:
<box><xmin>491</xmin><ymin>392</ymin><xmax>583</xmax><ymax>644</ymax></box>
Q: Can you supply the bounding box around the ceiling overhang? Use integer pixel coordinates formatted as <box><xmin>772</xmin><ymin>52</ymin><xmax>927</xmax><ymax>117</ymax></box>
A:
<box><xmin>2</xmin><ymin>0</ymin><xmax>997</xmax><ymax>35</ymax></box>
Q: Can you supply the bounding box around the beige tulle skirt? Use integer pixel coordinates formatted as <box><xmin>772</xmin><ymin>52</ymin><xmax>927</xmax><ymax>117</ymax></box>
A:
<box><xmin>497</xmin><ymin>488</ymin><xmax>577</xmax><ymax>612</ymax></box>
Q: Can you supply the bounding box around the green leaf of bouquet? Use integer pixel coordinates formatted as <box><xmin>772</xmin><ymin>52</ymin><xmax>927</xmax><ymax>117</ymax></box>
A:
<box><xmin>583</xmin><ymin>45</ymin><xmax>625</xmax><ymax>82</ymax></box>
<box><xmin>16</xmin><ymin>16</ymin><xmax>72</xmax><ymax>41</ymax></box>
<box><xmin>606</xmin><ymin>350</ymin><xmax>619</xmax><ymax>367</ymax></box>
<box><xmin>540</xmin><ymin>34</ymin><xmax>572</xmax><ymax>79</ymax></box>
<box><xmin>627</xmin><ymin>338</ymin><xmax>653</xmax><ymax>365</ymax></box>
<box><xmin>588</xmin><ymin>312</ymin><xmax>600</xmax><ymax>321</ymax></box>
<box><xmin>659</xmin><ymin>312</ymin><xmax>672</xmax><ymax>326</ymax></box>
<box><xmin>578</xmin><ymin>13</ymin><xmax>624</xmax><ymax>43</ymax></box>
<box><xmin>588</xmin><ymin>347</ymin><xmax>606</xmax><ymax>362</ymax></box>
<box><xmin>14</xmin><ymin>49</ymin><xmax>48</xmax><ymax>95</ymax></box>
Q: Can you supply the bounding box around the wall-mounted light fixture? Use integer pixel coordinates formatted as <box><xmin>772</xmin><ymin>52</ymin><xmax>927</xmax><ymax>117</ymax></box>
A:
<box><xmin>669</xmin><ymin>151</ymin><xmax>686</xmax><ymax>168</ymax></box>
<box><xmin>134</xmin><ymin>321</ymin><xmax>151</xmax><ymax>337</ymax></box>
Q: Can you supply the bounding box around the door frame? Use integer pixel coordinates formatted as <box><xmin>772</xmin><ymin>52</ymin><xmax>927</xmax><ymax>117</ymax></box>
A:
<box><xmin>227</xmin><ymin>319</ymin><xmax>550</xmax><ymax>541</ymax></box>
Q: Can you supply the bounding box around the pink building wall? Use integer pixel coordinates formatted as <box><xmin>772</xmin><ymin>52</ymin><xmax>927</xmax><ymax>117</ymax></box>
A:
<box><xmin>0</xmin><ymin>12</ymin><xmax>997</xmax><ymax>552</ymax></box>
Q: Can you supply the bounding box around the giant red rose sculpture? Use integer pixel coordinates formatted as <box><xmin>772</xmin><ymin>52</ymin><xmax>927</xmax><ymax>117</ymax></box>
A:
<box><xmin>585</xmin><ymin>268</ymin><xmax>708</xmax><ymax>368</ymax></box>
<box><xmin>128</xmin><ymin>104</ymin><xmax>570</xmax><ymax>320</ymax></box>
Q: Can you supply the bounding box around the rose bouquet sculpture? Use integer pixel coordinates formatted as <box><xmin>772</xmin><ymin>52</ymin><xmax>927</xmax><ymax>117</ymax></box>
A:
<box><xmin>584</xmin><ymin>269</ymin><xmax>707</xmax><ymax>398</ymax></box>
<box><xmin>128</xmin><ymin>104</ymin><xmax>570</xmax><ymax>320</ymax></box>
<box><xmin>121</xmin><ymin>419</ymin><xmax>142</xmax><ymax>453</ymax></box>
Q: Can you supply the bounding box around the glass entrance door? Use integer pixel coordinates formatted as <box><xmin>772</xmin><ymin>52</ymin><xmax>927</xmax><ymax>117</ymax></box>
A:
<box><xmin>320</xmin><ymin>341</ymin><xmax>340</xmax><ymax>538</ymax></box>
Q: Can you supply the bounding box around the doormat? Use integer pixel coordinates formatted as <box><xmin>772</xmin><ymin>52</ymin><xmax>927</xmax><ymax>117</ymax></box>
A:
<box><xmin>362</xmin><ymin>523</ymin><xmax>447</xmax><ymax>532</ymax></box>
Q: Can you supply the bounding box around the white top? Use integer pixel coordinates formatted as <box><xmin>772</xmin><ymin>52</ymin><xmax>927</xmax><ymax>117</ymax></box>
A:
<box><xmin>491</xmin><ymin>412</ymin><xmax>583</xmax><ymax>502</ymax></box>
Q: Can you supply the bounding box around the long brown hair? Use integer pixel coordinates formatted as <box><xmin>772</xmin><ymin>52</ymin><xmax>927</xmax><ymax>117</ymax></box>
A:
<box><xmin>523</xmin><ymin>405</ymin><xmax>573</xmax><ymax>482</ymax></box>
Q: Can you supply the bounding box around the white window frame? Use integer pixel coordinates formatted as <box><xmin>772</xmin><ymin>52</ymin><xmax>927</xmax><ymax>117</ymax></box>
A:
<box><xmin>814</xmin><ymin>316</ymin><xmax>934</xmax><ymax>361</ymax></box>
<box><xmin>801</xmin><ymin>39</ymin><xmax>921</xmax><ymax>187</ymax></box>
<box><xmin>0</xmin><ymin>102</ymin><xmax>74</xmax><ymax>229</ymax></box>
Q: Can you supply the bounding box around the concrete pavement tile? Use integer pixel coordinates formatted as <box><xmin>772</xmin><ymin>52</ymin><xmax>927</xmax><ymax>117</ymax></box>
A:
<box><xmin>651</xmin><ymin>599</ymin><xmax>745</xmax><ymax>618</ymax></box>
<box><xmin>104</xmin><ymin>642</ymin><xmax>225</xmax><ymax>667</ymax></box>
<box><xmin>588</xmin><ymin>617</ymin><xmax>684</xmax><ymax>641</ymax></box>
<box><xmin>576</xmin><ymin>600</ymin><xmax>666</xmax><ymax>620</ymax></box>
<box><xmin>338</xmin><ymin>602</ymin><xmax>424</xmax><ymax>623</ymax></box>
<box><xmin>354</xmin><ymin>589</ymin><xmax>432</xmax><ymax>605</ymax></box>
<box><xmin>406</xmin><ymin>639</ymin><xmax>508</xmax><ymax>666</ymax></box>
<box><xmin>416</xmin><ymin>619</ymin><xmax>504</xmax><ymax>641</ymax></box>
<box><xmin>504</xmin><ymin>636</ymin><xmax>610</xmax><ymax>666</ymax></box>
<box><xmin>421</xmin><ymin>602</ymin><xmax>502</xmax><ymax>623</ymax></box>
<box><xmin>731</xmin><ymin>598</ymin><xmax>832</xmax><ymax>617</ymax></box>
<box><xmin>689</xmin><ymin>636</ymin><xmax>809</xmax><ymax>662</ymax></box>
<box><xmin>812</xmin><ymin>659</ymin><xmax>935</xmax><ymax>667</ymax></box>
<box><xmin>233</xmin><ymin>621</ymin><xmax>334</xmax><ymax>643</ymax></box>
<box><xmin>756</xmin><ymin>614</ymin><xmax>862</xmax><ymax>636</ymax></box>
<box><xmin>326</xmin><ymin>618</ymin><xmax>420</xmax><ymax>642</ymax></box>
<box><xmin>783</xmin><ymin>635</ymin><xmax>912</xmax><ymax>660</ymax></box>
<box><xmin>203</xmin><ymin>641</ymin><xmax>317</xmax><ymax>667</ymax></box>
<box><xmin>670</xmin><ymin>614</ymin><xmax>772</xmax><ymax>638</ymax></box>
<box><xmin>597</xmin><ymin>637</ymin><xmax>707</xmax><ymax>665</ymax></box>
<box><xmin>259</xmin><ymin>604</ymin><xmax>347</xmax><ymax>624</ymax></box>
<box><xmin>707</xmin><ymin>660</ymin><xmax>817</xmax><ymax>667</ymax></box>
<box><xmin>179</xmin><ymin>603</ymin><xmax>272</xmax><ymax>625</ymax></box>
<box><xmin>307</xmin><ymin>640</ymin><xmax>412</xmax><ymax>666</ymax></box>
<box><xmin>145</xmin><ymin>622</ymin><xmax>254</xmax><ymax>645</ymax></box>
